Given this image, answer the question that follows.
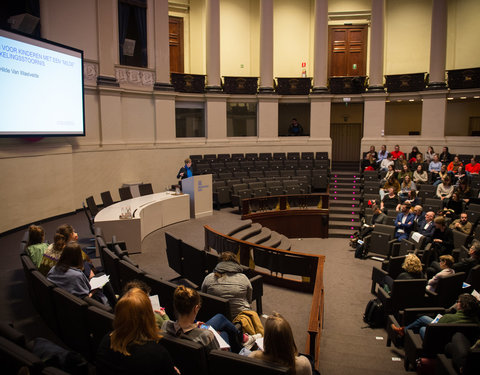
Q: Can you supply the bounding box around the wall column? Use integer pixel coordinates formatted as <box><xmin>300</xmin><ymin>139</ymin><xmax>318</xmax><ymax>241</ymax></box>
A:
<box><xmin>153</xmin><ymin>0</ymin><xmax>173</xmax><ymax>90</ymax></box>
<box><xmin>95</xmin><ymin>0</ymin><xmax>119</xmax><ymax>86</ymax></box>
<box><xmin>428</xmin><ymin>0</ymin><xmax>447</xmax><ymax>89</ymax></box>
<box><xmin>421</xmin><ymin>91</ymin><xmax>448</xmax><ymax>138</ymax></box>
<box><xmin>368</xmin><ymin>0</ymin><xmax>385</xmax><ymax>92</ymax></box>
<box><xmin>259</xmin><ymin>0</ymin><xmax>274</xmax><ymax>93</ymax></box>
<box><xmin>205</xmin><ymin>0</ymin><xmax>221</xmax><ymax>92</ymax></box>
<box><xmin>312</xmin><ymin>0</ymin><xmax>328</xmax><ymax>93</ymax></box>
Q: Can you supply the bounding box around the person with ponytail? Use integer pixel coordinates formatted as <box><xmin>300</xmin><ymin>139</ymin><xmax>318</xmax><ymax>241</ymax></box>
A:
<box><xmin>96</xmin><ymin>288</ymin><xmax>178</xmax><ymax>375</ymax></box>
<box><xmin>38</xmin><ymin>224</ymin><xmax>77</xmax><ymax>275</ymax></box>
<box><xmin>249</xmin><ymin>313</ymin><xmax>312</xmax><ymax>375</ymax></box>
<box><xmin>162</xmin><ymin>285</ymin><xmax>246</xmax><ymax>353</ymax></box>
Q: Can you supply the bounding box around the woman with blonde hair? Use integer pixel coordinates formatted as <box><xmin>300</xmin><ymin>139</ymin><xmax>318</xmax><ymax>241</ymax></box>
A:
<box><xmin>96</xmin><ymin>288</ymin><xmax>178</xmax><ymax>375</ymax></box>
<box><xmin>382</xmin><ymin>254</ymin><xmax>425</xmax><ymax>293</ymax></box>
<box><xmin>249</xmin><ymin>313</ymin><xmax>312</xmax><ymax>375</ymax></box>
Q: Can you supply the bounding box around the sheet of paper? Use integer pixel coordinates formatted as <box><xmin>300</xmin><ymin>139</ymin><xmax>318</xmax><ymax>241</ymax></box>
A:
<box><xmin>90</xmin><ymin>274</ymin><xmax>109</xmax><ymax>290</ymax></box>
<box><xmin>411</xmin><ymin>232</ymin><xmax>422</xmax><ymax>243</ymax></box>
<box><xmin>256</xmin><ymin>337</ymin><xmax>264</xmax><ymax>351</ymax></box>
<box><xmin>431</xmin><ymin>314</ymin><xmax>443</xmax><ymax>324</ymax></box>
<box><xmin>149</xmin><ymin>295</ymin><xmax>161</xmax><ymax>311</ymax></box>
<box><xmin>471</xmin><ymin>289</ymin><xmax>480</xmax><ymax>301</ymax></box>
<box><xmin>207</xmin><ymin>326</ymin><xmax>230</xmax><ymax>350</ymax></box>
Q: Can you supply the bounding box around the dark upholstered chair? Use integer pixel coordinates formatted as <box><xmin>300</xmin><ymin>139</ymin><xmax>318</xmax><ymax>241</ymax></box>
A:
<box><xmin>86</xmin><ymin>196</ymin><xmax>99</xmax><ymax>217</ymax></box>
<box><xmin>117</xmin><ymin>259</ymin><xmax>146</xmax><ymax>289</ymax></box>
<box><xmin>101</xmin><ymin>248</ymin><xmax>121</xmax><ymax>294</ymax></box>
<box><xmin>370</xmin><ymin>255</ymin><xmax>406</xmax><ymax>294</ymax></box>
<box><xmin>377</xmin><ymin>278</ymin><xmax>427</xmax><ymax>317</ymax></box>
<box><xmin>30</xmin><ymin>271</ymin><xmax>59</xmax><ymax>334</ymax></box>
<box><xmin>118</xmin><ymin>186</ymin><xmax>133</xmax><ymax>201</ymax></box>
<box><xmin>165</xmin><ymin>232</ymin><xmax>183</xmax><ymax>275</ymax></box>
<box><xmin>180</xmin><ymin>242</ymin><xmax>208</xmax><ymax>287</ymax></box>
<box><xmin>161</xmin><ymin>335</ymin><xmax>208</xmax><ymax>375</ymax></box>
<box><xmin>465</xmin><ymin>264</ymin><xmax>480</xmax><ymax>292</ymax></box>
<box><xmin>197</xmin><ymin>291</ymin><xmax>231</xmax><ymax>322</ymax></box>
<box><xmin>86</xmin><ymin>305</ymin><xmax>114</xmax><ymax>357</ymax></box>
<box><xmin>426</xmin><ymin>272</ymin><xmax>466</xmax><ymax>308</ymax></box>
<box><xmin>100</xmin><ymin>191</ymin><xmax>114</xmax><ymax>207</ymax></box>
<box><xmin>0</xmin><ymin>336</ymin><xmax>45</xmax><ymax>374</ymax></box>
<box><xmin>143</xmin><ymin>274</ymin><xmax>177</xmax><ymax>321</ymax></box>
<box><xmin>51</xmin><ymin>288</ymin><xmax>91</xmax><ymax>359</ymax></box>
<box><xmin>208</xmin><ymin>349</ymin><xmax>289</xmax><ymax>375</ymax></box>
<box><xmin>404</xmin><ymin>323</ymin><xmax>480</xmax><ymax>371</ymax></box>
<box><xmin>436</xmin><ymin>350</ymin><xmax>480</xmax><ymax>375</ymax></box>
<box><xmin>139</xmin><ymin>183</ymin><xmax>154</xmax><ymax>196</ymax></box>
<box><xmin>364</xmin><ymin>229</ymin><xmax>397</xmax><ymax>259</ymax></box>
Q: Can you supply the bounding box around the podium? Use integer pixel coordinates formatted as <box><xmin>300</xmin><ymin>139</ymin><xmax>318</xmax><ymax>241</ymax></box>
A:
<box><xmin>182</xmin><ymin>174</ymin><xmax>213</xmax><ymax>218</ymax></box>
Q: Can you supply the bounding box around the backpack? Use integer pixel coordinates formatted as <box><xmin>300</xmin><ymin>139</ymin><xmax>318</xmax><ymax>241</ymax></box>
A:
<box><xmin>354</xmin><ymin>240</ymin><xmax>366</xmax><ymax>259</ymax></box>
<box><xmin>363</xmin><ymin>298</ymin><xmax>385</xmax><ymax>327</ymax></box>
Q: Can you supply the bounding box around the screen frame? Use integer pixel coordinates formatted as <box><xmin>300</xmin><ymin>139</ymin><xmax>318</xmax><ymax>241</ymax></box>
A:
<box><xmin>0</xmin><ymin>28</ymin><xmax>85</xmax><ymax>138</ymax></box>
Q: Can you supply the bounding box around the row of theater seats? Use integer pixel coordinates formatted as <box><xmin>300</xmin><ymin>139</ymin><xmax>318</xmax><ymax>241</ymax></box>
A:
<box><xmin>190</xmin><ymin>151</ymin><xmax>329</xmax><ymax>163</ymax></box>
<box><xmin>368</xmin><ymin>253</ymin><xmax>480</xmax><ymax>373</ymax></box>
<box><xmin>18</xmin><ymin>229</ymin><xmax>290</xmax><ymax>375</ymax></box>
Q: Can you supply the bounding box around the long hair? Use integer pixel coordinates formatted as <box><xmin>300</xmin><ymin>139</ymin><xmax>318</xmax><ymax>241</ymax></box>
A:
<box><xmin>27</xmin><ymin>225</ymin><xmax>45</xmax><ymax>247</ymax></box>
<box><xmin>173</xmin><ymin>285</ymin><xmax>201</xmax><ymax>316</ymax></box>
<box><xmin>52</xmin><ymin>224</ymin><xmax>75</xmax><ymax>253</ymax></box>
<box><xmin>56</xmin><ymin>242</ymin><xmax>84</xmax><ymax>273</ymax></box>
<box><xmin>110</xmin><ymin>288</ymin><xmax>160</xmax><ymax>356</ymax></box>
<box><xmin>263</xmin><ymin>313</ymin><xmax>297</xmax><ymax>375</ymax></box>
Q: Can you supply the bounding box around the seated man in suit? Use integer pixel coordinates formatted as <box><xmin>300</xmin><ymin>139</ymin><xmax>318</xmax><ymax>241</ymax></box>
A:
<box><xmin>417</xmin><ymin>211</ymin><xmax>436</xmax><ymax>243</ymax></box>
<box><xmin>394</xmin><ymin>203</ymin><xmax>414</xmax><ymax>241</ymax></box>
<box><xmin>412</xmin><ymin>205</ymin><xmax>426</xmax><ymax>232</ymax></box>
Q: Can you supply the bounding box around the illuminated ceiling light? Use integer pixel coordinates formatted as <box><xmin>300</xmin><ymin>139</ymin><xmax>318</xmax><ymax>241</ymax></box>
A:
<box><xmin>460</xmin><ymin>96</ymin><xmax>467</xmax><ymax>99</ymax></box>
<box><xmin>409</xmin><ymin>99</ymin><xmax>414</xmax><ymax>102</ymax></box>
<box><xmin>473</xmin><ymin>96</ymin><xmax>480</xmax><ymax>99</ymax></box>
<box><xmin>447</xmin><ymin>97</ymin><xmax>454</xmax><ymax>100</ymax></box>
<box><xmin>396</xmin><ymin>99</ymin><xmax>402</xmax><ymax>102</ymax></box>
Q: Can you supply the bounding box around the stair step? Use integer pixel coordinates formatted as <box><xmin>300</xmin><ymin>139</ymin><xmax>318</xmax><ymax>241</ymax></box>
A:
<box><xmin>247</xmin><ymin>227</ymin><xmax>272</xmax><ymax>244</ymax></box>
<box><xmin>329</xmin><ymin>228</ymin><xmax>356</xmax><ymax>238</ymax></box>
<box><xmin>330</xmin><ymin>213</ymin><xmax>360</xmax><ymax>221</ymax></box>
<box><xmin>277</xmin><ymin>235</ymin><xmax>291</xmax><ymax>251</ymax></box>
<box><xmin>329</xmin><ymin>221</ymin><xmax>359</xmax><ymax>230</ymax></box>
<box><xmin>261</xmin><ymin>231</ymin><xmax>282</xmax><ymax>248</ymax></box>
<box><xmin>329</xmin><ymin>186</ymin><xmax>360</xmax><ymax>192</ymax></box>
<box><xmin>329</xmin><ymin>206</ymin><xmax>360</xmax><ymax>213</ymax></box>
<box><xmin>330</xmin><ymin>193</ymin><xmax>361</xmax><ymax>199</ymax></box>
<box><xmin>329</xmin><ymin>201</ymin><xmax>360</xmax><ymax>207</ymax></box>
<box><xmin>230</xmin><ymin>223</ymin><xmax>262</xmax><ymax>240</ymax></box>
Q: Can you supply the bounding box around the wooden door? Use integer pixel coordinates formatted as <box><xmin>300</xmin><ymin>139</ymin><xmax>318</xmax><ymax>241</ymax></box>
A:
<box><xmin>169</xmin><ymin>16</ymin><xmax>184</xmax><ymax>73</ymax></box>
<box><xmin>329</xmin><ymin>25</ymin><xmax>367</xmax><ymax>77</ymax></box>
<box><xmin>330</xmin><ymin>123</ymin><xmax>362</xmax><ymax>162</ymax></box>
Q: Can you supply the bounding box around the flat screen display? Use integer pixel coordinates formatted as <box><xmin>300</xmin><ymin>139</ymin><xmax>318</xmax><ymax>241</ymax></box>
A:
<box><xmin>0</xmin><ymin>29</ymin><xmax>85</xmax><ymax>136</ymax></box>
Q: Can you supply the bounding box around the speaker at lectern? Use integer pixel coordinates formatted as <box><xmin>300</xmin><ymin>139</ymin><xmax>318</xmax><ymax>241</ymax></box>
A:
<box><xmin>182</xmin><ymin>174</ymin><xmax>213</xmax><ymax>218</ymax></box>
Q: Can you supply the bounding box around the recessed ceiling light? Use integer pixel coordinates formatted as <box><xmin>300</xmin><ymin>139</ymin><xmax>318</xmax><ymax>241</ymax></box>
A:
<box><xmin>409</xmin><ymin>99</ymin><xmax>414</xmax><ymax>102</ymax></box>
<box><xmin>460</xmin><ymin>96</ymin><xmax>467</xmax><ymax>99</ymax></box>
<box><xmin>447</xmin><ymin>97</ymin><xmax>454</xmax><ymax>100</ymax></box>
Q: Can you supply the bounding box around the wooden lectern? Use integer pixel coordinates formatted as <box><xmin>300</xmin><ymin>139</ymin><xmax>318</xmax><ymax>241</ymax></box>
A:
<box><xmin>182</xmin><ymin>174</ymin><xmax>213</xmax><ymax>218</ymax></box>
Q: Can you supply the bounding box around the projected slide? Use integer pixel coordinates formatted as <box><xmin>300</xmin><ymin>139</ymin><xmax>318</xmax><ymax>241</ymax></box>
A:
<box><xmin>0</xmin><ymin>29</ymin><xmax>84</xmax><ymax>136</ymax></box>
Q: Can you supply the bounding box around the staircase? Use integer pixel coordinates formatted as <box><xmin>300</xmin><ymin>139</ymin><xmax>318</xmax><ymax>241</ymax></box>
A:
<box><xmin>329</xmin><ymin>162</ymin><xmax>361</xmax><ymax>238</ymax></box>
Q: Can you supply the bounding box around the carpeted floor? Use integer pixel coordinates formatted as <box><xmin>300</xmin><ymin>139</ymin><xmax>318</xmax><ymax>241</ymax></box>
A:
<box><xmin>0</xmin><ymin>208</ymin><xmax>408</xmax><ymax>374</ymax></box>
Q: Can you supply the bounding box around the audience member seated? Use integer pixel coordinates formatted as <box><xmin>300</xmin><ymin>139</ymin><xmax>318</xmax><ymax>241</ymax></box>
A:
<box><xmin>426</xmin><ymin>255</ymin><xmax>455</xmax><ymax>292</ymax></box>
<box><xmin>96</xmin><ymin>287</ymin><xmax>178</xmax><ymax>375</ymax></box>
<box><xmin>431</xmin><ymin>217</ymin><xmax>454</xmax><ymax>260</ymax></box>
<box><xmin>377</xmin><ymin>144</ymin><xmax>389</xmax><ymax>164</ymax></box>
<box><xmin>453</xmin><ymin>166</ymin><xmax>466</xmax><ymax>184</ymax></box>
<box><xmin>449</xmin><ymin>212</ymin><xmax>472</xmax><ymax>235</ymax></box>
<box><xmin>38</xmin><ymin>224</ymin><xmax>78</xmax><ymax>276</ymax></box>
<box><xmin>408</xmin><ymin>146</ymin><xmax>420</xmax><ymax>162</ymax></box>
<box><xmin>381</xmin><ymin>187</ymin><xmax>400</xmax><ymax>214</ymax></box>
<box><xmin>248</xmin><ymin>313</ymin><xmax>312</xmax><ymax>375</ymax></box>
<box><xmin>390</xmin><ymin>145</ymin><xmax>405</xmax><ymax>161</ymax></box>
<box><xmin>451</xmin><ymin>241</ymin><xmax>480</xmax><ymax>275</ymax></box>
<box><xmin>444</xmin><ymin>192</ymin><xmax>464</xmax><ymax>219</ymax></box>
<box><xmin>201</xmin><ymin>252</ymin><xmax>257</xmax><ymax>323</ymax></box>
<box><xmin>429</xmin><ymin>154</ymin><xmax>443</xmax><ymax>182</ymax></box>
<box><xmin>394</xmin><ymin>203</ymin><xmax>415</xmax><ymax>241</ymax></box>
<box><xmin>425</xmin><ymin>146</ymin><xmax>435</xmax><ymax>164</ymax></box>
<box><xmin>433</xmin><ymin>164</ymin><xmax>449</xmax><ymax>187</ymax></box>
<box><xmin>402</xmin><ymin>190</ymin><xmax>420</xmax><ymax>208</ymax></box>
<box><xmin>368</xmin><ymin>145</ymin><xmax>378</xmax><ymax>160</ymax></box>
<box><xmin>413</xmin><ymin>165</ymin><xmax>428</xmax><ymax>185</ymax></box>
<box><xmin>47</xmin><ymin>242</ymin><xmax>116</xmax><ymax>307</ymax></box>
<box><xmin>162</xmin><ymin>286</ymin><xmax>247</xmax><ymax>353</ymax></box>
<box><xmin>436</xmin><ymin>175</ymin><xmax>454</xmax><ymax>201</ymax></box>
<box><xmin>411</xmin><ymin>205</ymin><xmax>426</xmax><ymax>231</ymax></box>
<box><xmin>123</xmin><ymin>280</ymin><xmax>170</xmax><ymax>329</ymax></box>
<box><xmin>394</xmin><ymin>154</ymin><xmax>407</xmax><ymax>173</ymax></box>
<box><xmin>380</xmin><ymin>176</ymin><xmax>400</xmax><ymax>200</ymax></box>
<box><xmin>26</xmin><ymin>224</ymin><xmax>48</xmax><ymax>268</ymax></box>
<box><xmin>410</xmin><ymin>153</ymin><xmax>426</xmax><ymax>171</ymax></box>
<box><xmin>456</xmin><ymin>180</ymin><xmax>473</xmax><ymax>206</ymax></box>
<box><xmin>399</xmin><ymin>175</ymin><xmax>416</xmax><ymax>202</ymax></box>
<box><xmin>391</xmin><ymin>293</ymin><xmax>480</xmax><ymax>339</ymax></box>
<box><xmin>465</xmin><ymin>156</ymin><xmax>480</xmax><ymax>175</ymax></box>
<box><xmin>397</xmin><ymin>164</ymin><xmax>413</xmax><ymax>184</ymax></box>
<box><xmin>383</xmin><ymin>254</ymin><xmax>425</xmax><ymax>293</ymax></box>
<box><xmin>417</xmin><ymin>211</ymin><xmax>436</xmax><ymax>242</ymax></box>
<box><xmin>361</xmin><ymin>152</ymin><xmax>378</xmax><ymax>171</ymax></box>
<box><xmin>360</xmin><ymin>205</ymin><xmax>388</xmax><ymax>238</ymax></box>
<box><xmin>440</xmin><ymin>146</ymin><xmax>453</xmax><ymax>164</ymax></box>
<box><xmin>380</xmin><ymin>155</ymin><xmax>394</xmax><ymax>173</ymax></box>
<box><xmin>444</xmin><ymin>332</ymin><xmax>480</xmax><ymax>375</ymax></box>
<box><xmin>447</xmin><ymin>155</ymin><xmax>463</xmax><ymax>174</ymax></box>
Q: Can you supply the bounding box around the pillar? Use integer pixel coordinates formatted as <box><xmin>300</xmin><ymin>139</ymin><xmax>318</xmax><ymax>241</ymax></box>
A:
<box><xmin>259</xmin><ymin>0</ymin><xmax>274</xmax><ymax>93</ymax></box>
<box><xmin>205</xmin><ymin>0</ymin><xmax>221</xmax><ymax>91</ymax></box>
<box><xmin>96</xmin><ymin>0</ymin><xmax>119</xmax><ymax>86</ymax></box>
<box><xmin>153</xmin><ymin>0</ymin><xmax>173</xmax><ymax>90</ymax></box>
<box><xmin>312</xmin><ymin>0</ymin><xmax>328</xmax><ymax>93</ymax></box>
<box><xmin>427</xmin><ymin>0</ymin><xmax>447</xmax><ymax>89</ymax></box>
<box><xmin>368</xmin><ymin>0</ymin><xmax>385</xmax><ymax>92</ymax></box>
